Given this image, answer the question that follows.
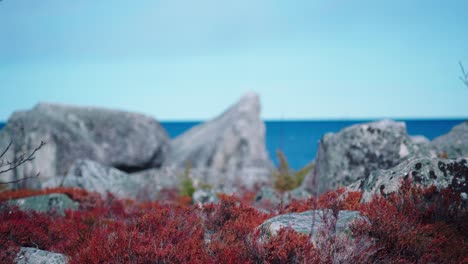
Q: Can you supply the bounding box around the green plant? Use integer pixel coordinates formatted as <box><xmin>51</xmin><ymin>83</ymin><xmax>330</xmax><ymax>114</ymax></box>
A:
<box><xmin>179</xmin><ymin>161</ymin><xmax>195</xmax><ymax>198</ymax></box>
<box><xmin>273</xmin><ymin>150</ymin><xmax>314</xmax><ymax>192</ymax></box>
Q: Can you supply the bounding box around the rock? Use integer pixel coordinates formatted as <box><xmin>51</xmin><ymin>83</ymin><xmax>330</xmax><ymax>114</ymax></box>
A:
<box><xmin>164</xmin><ymin>93</ymin><xmax>273</xmax><ymax>174</ymax></box>
<box><xmin>258</xmin><ymin>210</ymin><xmax>366</xmax><ymax>244</ymax></box>
<box><xmin>409</xmin><ymin>135</ymin><xmax>430</xmax><ymax>145</ymax></box>
<box><xmin>349</xmin><ymin>157</ymin><xmax>468</xmax><ymax>202</ymax></box>
<box><xmin>431</xmin><ymin>121</ymin><xmax>468</xmax><ymax>159</ymax></box>
<box><xmin>43</xmin><ymin>160</ymin><xmax>180</xmax><ymax>201</ymax></box>
<box><xmin>254</xmin><ymin>186</ymin><xmax>283</xmax><ymax>207</ymax></box>
<box><xmin>302</xmin><ymin>120</ymin><xmax>433</xmax><ymax>194</ymax></box>
<box><xmin>192</xmin><ymin>189</ymin><xmax>219</xmax><ymax>205</ymax></box>
<box><xmin>15</xmin><ymin>247</ymin><xmax>68</xmax><ymax>264</ymax></box>
<box><xmin>5</xmin><ymin>193</ymin><xmax>78</xmax><ymax>215</ymax></box>
<box><xmin>0</xmin><ymin>103</ymin><xmax>169</xmax><ymax>189</ymax></box>
<box><xmin>287</xmin><ymin>187</ymin><xmax>313</xmax><ymax>201</ymax></box>
<box><xmin>254</xmin><ymin>186</ymin><xmax>312</xmax><ymax>210</ymax></box>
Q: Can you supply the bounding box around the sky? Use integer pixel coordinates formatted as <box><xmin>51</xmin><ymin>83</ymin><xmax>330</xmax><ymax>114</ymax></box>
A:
<box><xmin>0</xmin><ymin>0</ymin><xmax>467</xmax><ymax>121</ymax></box>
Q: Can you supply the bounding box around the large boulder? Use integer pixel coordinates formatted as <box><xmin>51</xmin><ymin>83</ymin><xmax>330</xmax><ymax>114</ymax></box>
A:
<box><xmin>302</xmin><ymin>120</ymin><xmax>433</xmax><ymax>194</ymax></box>
<box><xmin>0</xmin><ymin>103</ymin><xmax>169</xmax><ymax>189</ymax></box>
<box><xmin>349</xmin><ymin>157</ymin><xmax>468</xmax><ymax>202</ymax></box>
<box><xmin>15</xmin><ymin>247</ymin><xmax>68</xmax><ymax>264</ymax></box>
<box><xmin>431</xmin><ymin>121</ymin><xmax>468</xmax><ymax>159</ymax></box>
<box><xmin>164</xmin><ymin>93</ymin><xmax>273</xmax><ymax>172</ymax></box>
<box><xmin>5</xmin><ymin>193</ymin><xmax>78</xmax><ymax>216</ymax></box>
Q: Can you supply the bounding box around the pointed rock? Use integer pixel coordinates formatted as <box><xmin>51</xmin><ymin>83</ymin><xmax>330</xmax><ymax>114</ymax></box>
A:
<box><xmin>164</xmin><ymin>92</ymin><xmax>273</xmax><ymax>175</ymax></box>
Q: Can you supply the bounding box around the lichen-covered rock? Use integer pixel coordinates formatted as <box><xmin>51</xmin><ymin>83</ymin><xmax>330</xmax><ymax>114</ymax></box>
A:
<box><xmin>164</xmin><ymin>93</ymin><xmax>273</xmax><ymax>177</ymax></box>
<box><xmin>431</xmin><ymin>121</ymin><xmax>468</xmax><ymax>159</ymax></box>
<box><xmin>192</xmin><ymin>189</ymin><xmax>219</xmax><ymax>205</ymax></box>
<box><xmin>6</xmin><ymin>193</ymin><xmax>78</xmax><ymax>216</ymax></box>
<box><xmin>15</xmin><ymin>247</ymin><xmax>68</xmax><ymax>264</ymax></box>
<box><xmin>258</xmin><ymin>210</ymin><xmax>366</xmax><ymax>244</ymax></box>
<box><xmin>349</xmin><ymin>157</ymin><xmax>468</xmax><ymax>202</ymax></box>
<box><xmin>0</xmin><ymin>103</ymin><xmax>169</xmax><ymax>189</ymax></box>
<box><xmin>302</xmin><ymin>120</ymin><xmax>433</xmax><ymax>194</ymax></box>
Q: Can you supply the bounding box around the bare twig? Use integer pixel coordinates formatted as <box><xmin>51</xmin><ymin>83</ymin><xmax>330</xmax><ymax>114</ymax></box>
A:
<box><xmin>0</xmin><ymin>140</ymin><xmax>46</xmax><ymax>185</ymax></box>
<box><xmin>460</xmin><ymin>61</ymin><xmax>468</xmax><ymax>88</ymax></box>
<box><xmin>1</xmin><ymin>172</ymin><xmax>40</xmax><ymax>184</ymax></box>
<box><xmin>0</xmin><ymin>140</ymin><xmax>13</xmax><ymax>159</ymax></box>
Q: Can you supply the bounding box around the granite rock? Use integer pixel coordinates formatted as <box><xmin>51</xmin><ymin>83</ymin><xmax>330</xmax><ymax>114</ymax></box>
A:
<box><xmin>0</xmin><ymin>103</ymin><xmax>169</xmax><ymax>189</ymax></box>
<box><xmin>302</xmin><ymin>120</ymin><xmax>433</xmax><ymax>194</ymax></box>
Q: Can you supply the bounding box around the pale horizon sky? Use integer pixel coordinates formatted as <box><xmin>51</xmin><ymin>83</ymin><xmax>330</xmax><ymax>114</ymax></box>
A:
<box><xmin>1</xmin><ymin>0</ymin><xmax>468</xmax><ymax>121</ymax></box>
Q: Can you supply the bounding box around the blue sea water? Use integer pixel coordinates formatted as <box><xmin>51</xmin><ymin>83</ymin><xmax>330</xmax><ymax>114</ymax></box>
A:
<box><xmin>0</xmin><ymin>120</ymin><xmax>465</xmax><ymax>170</ymax></box>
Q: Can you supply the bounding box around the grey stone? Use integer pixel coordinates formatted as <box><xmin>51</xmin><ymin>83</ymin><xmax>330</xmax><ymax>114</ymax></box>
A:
<box><xmin>15</xmin><ymin>247</ymin><xmax>68</xmax><ymax>264</ymax></box>
<box><xmin>349</xmin><ymin>157</ymin><xmax>468</xmax><ymax>202</ymax></box>
<box><xmin>286</xmin><ymin>187</ymin><xmax>313</xmax><ymax>201</ymax></box>
<box><xmin>254</xmin><ymin>187</ymin><xmax>312</xmax><ymax>210</ymax></box>
<box><xmin>6</xmin><ymin>193</ymin><xmax>78</xmax><ymax>216</ymax></box>
<box><xmin>431</xmin><ymin>121</ymin><xmax>468</xmax><ymax>159</ymax></box>
<box><xmin>258</xmin><ymin>210</ymin><xmax>366</xmax><ymax>244</ymax></box>
<box><xmin>43</xmin><ymin>160</ymin><xmax>180</xmax><ymax>201</ymax></box>
<box><xmin>193</xmin><ymin>189</ymin><xmax>219</xmax><ymax>205</ymax></box>
<box><xmin>302</xmin><ymin>120</ymin><xmax>433</xmax><ymax>194</ymax></box>
<box><xmin>254</xmin><ymin>186</ymin><xmax>283</xmax><ymax>207</ymax></box>
<box><xmin>0</xmin><ymin>103</ymin><xmax>169</xmax><ymax>189</ymax></box>
<box><xmin>409</xmin><ymin>135</ymin><xmax>430</xmax><ymax>145</ymax></box>
<box><xmin>164</xmin><ymin>93</ymin><xmax>273</xmax><ymax>176</ymax></box>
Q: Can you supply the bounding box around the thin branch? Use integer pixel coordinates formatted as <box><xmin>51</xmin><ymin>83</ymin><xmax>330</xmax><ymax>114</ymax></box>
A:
<box><xmin>0</xmin><ymin>172</ymin><xmax>40</xmax><ymax>185</ymax></box>
<box><xmin>460</xmin><ymin>61</ymin><xmax>468</xmax><ymax>88</ymax></box>
<box><xmin>0</xmin><ymin>141</ymin><xmax>46</xmax><ymax>175</ymax></box>
<box><xmin>0</xmin><ymin>140</ymin><xmax>13</xmax><ymax>159</ymax></box>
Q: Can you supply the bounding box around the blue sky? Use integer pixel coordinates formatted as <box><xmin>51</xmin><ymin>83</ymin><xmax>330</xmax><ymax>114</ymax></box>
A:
<box><xmin>0</xmin><ymin>0</ymin><xmax>467</xmax><ymax>121</ymax></box>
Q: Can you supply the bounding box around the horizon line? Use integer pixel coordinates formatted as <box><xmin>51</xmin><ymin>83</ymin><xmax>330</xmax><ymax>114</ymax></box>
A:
<box><xmin>1</xmin><ymin>117</ymin><xmax>466</xmax><ymax>124</ymax></box>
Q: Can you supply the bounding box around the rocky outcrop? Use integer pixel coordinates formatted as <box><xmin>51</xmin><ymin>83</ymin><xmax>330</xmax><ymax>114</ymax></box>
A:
<box><xmin>5</xmin><ymin>193</ymin><xmax>78</xmax><ymax>216</ymax></box>
<box><xmin>43</xmin><ymin>160</ymin><xmax>181</xmax><ymax>200</ymax></box>
<box><xmin>302</xmin><ymin>120</ymin><xmax>434</xmax><ymax>194</ymax></box>
<box><xmin>349</xmin><ymin>157</ymin><xmax>468</xmax><ymax>202</ymax></box>
<box><xmin>164</xmin><ymin>93</ymin><xmax>273</xmax><ymax>173</ymax></box>
<box><xmin>15</xmin><ymin>247</ymin><xmax>68</xmax><ymax>264</ymax></box>
<box><xmin>0</xmin><ymin>103</ymin><xmax>169</xmax><ymax>189</ymax></box>
<box><xmin>257</xmin><ymin>210</ymin><xmax>366</xmax><ymax>244</ymax></box>
<box><xmin>44</xmin><ymin>160</ymin><xmax>271</xmax><ymax>200</ymax></box>
<box><xmin>431</xmin><ymin>121</ymin><xmax>468</xmax><ymax>159</ymax></box>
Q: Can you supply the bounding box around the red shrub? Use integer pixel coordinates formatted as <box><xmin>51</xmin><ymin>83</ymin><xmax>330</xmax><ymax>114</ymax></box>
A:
<box><xmin>355</xmin><ymin>179</ymin><xmax>468</xmax><ymax>263</ymax></box>
<box><xmin>1</xmin><ymin>182</ymin><xmax>465</xmax><ymax>263</ymax></box>
<box><xmin>250</xmin><ymin>227</ymin><xmax>317</xmax><ymax>264</ymax></box>
<box><xmin>204</xmin><ymin>194</ymin><xmax>271</xmax><ymax>263</ymax></box>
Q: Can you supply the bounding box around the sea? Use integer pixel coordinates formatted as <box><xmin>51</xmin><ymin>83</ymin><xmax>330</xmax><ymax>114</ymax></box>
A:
<box><xmin>1</xmin><ymin>119</ymin><xmax>465</xmax><ymax>170</ymax></box>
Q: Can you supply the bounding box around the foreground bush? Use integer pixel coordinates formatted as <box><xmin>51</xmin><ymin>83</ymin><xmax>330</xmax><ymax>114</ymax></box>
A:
<box><xmin>0</xmin><ymin>181</ymin><xmax>466</xmax><ymax>263</ymax></box>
